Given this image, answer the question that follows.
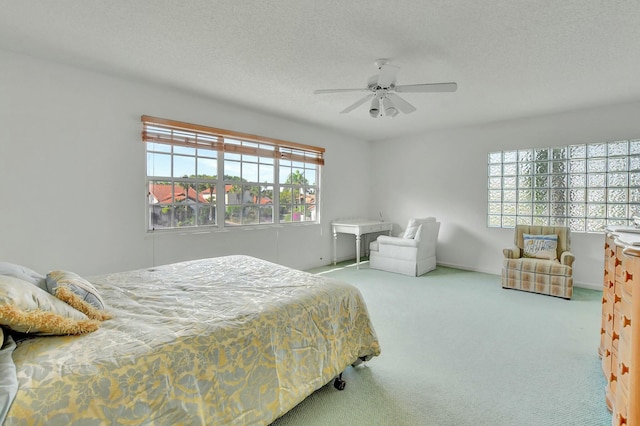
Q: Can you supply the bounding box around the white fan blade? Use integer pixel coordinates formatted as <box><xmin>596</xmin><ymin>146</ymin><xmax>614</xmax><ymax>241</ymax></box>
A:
<box><xmin>314</xmin><ymin>88</ymin><xmax>369</xmax><ymax>94</ymax></box>
<box><xmin>377</xmin><ymin>64</ymin><xmax>400</xmax><ymax>88</ymax></box>
<box><xmin>395</xmin><ymin>82</ymin><xmax>457</xmax><ymax>93</ymax></box>
<box><xmin>340</xmin><ymin>94</ymin><xmax>374</xmax><ymax>114</ymax></box>
<box><xmin>387</xmin><ymin>93</ymin><xmax>416</xmax><ymax>114</ymax></box>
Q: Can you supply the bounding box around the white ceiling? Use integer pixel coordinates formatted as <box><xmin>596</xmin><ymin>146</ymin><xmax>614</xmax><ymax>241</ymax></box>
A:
<box><xmin>2</xmin><ymin>1</ymin><xmax>640</xmax><ymax>142</ymax></box>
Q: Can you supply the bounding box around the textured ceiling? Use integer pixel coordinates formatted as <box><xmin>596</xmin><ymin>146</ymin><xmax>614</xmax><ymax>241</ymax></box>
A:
<box><xmin>2</xmin><ymin>1</ymin><xmax>640</xmax><ymax>142</ymax></box>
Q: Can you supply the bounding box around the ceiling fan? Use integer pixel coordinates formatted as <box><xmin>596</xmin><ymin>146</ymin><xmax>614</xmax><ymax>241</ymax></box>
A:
<box><xmin>313</xmin><ymin>59</ymin><xmax>457</xmax><ymax>118</ymax></box>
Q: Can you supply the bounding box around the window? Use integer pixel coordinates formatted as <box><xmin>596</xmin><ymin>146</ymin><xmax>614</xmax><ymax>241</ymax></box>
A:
<box><xmin>143</xmin><ymin>116</ymin><xmax>323</xmax><ymax>231</ymax></box>
<box><xmin>488</xmin><ymin>139</ymin><xmax>640</xmax><ymax>233</ymax></box>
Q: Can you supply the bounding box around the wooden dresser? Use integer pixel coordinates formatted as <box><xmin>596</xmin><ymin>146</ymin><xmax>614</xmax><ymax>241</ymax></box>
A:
<box><xmin>601</xmin><ymin>229</ymin><xmax>640</xmax><ymax>425</ymax></box>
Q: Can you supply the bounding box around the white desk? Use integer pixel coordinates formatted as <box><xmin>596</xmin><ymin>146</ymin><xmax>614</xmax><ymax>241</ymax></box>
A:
<box><xmin>332</xmin><ymin>219</ymin><xmax>393</xmax><ymax>269</ymax></box>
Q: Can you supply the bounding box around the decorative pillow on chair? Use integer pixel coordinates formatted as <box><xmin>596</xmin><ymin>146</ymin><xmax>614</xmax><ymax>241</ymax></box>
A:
<box><xmin>46</xmin><ymin>270</ymin><xmax>112</xmax><ymax>321</ymax></box>
<box><xmin>0</xmin><ymin>275</ymin><xmax>100</xmax><ymax>335</ymax></box>
<box><xmin>522</xmin><ymin>234</ymin><xmax>558</xmax><ymax>260</ymax></box>
<box><xmin>403</xmin><ymin>218</ymin><xmax>424</xmax><ymax>239</ymax></box>
<box><xmin>403</xmin><ymin>224</ymin><xmax>420</xmax><ymax>239</ymax></box>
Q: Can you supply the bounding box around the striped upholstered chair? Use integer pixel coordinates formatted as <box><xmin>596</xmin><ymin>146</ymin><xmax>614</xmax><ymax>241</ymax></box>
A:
<box><xmin>501</xmin><ymin>225</ymin><xmax>575</xmax><ymax>299</ymax></box>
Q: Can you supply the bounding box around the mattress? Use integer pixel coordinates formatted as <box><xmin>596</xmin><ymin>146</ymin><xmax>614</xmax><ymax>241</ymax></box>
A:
<box><xmin>3</xmin><ymin>255</ymin><xmax>380</xmax><ymax>425</ymax></box>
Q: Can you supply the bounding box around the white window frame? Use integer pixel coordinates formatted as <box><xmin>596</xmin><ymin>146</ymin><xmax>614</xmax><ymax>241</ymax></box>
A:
<box><xmin>143</xmin><ymin>116</ymin><xmax>323</xmax><ymax>231</ymax></box>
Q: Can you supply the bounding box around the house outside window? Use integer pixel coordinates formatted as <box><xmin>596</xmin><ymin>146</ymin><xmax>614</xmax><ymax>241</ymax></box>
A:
<box><xmin>143</xmin><ymin>116</ymin><xmax>323</xmax><ymax>231</ymax></box>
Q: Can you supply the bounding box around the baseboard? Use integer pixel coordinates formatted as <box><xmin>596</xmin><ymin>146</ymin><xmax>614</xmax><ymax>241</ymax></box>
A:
<box><xmin>435</xmin><ymin>261</ymin><xmax>497</xmax><ymax>276</ymax></box>
<box><xmin>435</xmin><ymin>262</ymin><xmax>602</xmax><ymax>291</ymax></box>
<box><xmin>572</xmin><ymin>281</ymin><xmax>601</xmax><ymax>291</ymax></box>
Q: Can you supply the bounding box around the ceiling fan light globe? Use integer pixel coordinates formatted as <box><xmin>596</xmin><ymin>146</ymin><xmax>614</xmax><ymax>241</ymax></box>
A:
<box><xmin>369</xmin><ymin>97</ymin><xmax>380</xmax><ymax>117</ymax></box>
<box><xmin>382</xmin><ymin>97</ymin><xmax>398</xmax><ymax>117</ymax></box>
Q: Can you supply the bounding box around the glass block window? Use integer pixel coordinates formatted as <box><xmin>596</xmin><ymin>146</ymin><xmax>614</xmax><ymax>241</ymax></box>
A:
<box><xmin>488</xmin><ymin>139</ymin><xmax>640</xmax><ymax>233</ymax></box>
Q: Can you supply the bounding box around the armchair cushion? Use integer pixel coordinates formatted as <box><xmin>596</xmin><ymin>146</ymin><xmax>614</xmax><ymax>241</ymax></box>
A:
<box><xmin>377</xmin><ymin>235</ymin><xmax>419</xmax><ymax>248</ymax></box>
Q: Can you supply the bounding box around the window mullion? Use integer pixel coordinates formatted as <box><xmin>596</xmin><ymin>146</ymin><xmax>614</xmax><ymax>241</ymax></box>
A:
<box><xmin>274</xmin><ymin>156</ymin><xmax>280</xmax><ymax>225</ymax></box>
<box><xmin>216</xmin><ymin>153</ymin><xmax>224</xmax><ymax>229</ymax></box>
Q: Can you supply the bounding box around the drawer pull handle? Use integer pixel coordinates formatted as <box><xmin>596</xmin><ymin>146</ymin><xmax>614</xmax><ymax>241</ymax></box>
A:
<box><xmin>612</xmin><ymin>332</ymin><xmax>619</xmax><ymax>341</ymax></box>
<box><xmin>625</xmin><ymin>270</ymin><xmax>633</xmax><ymax>282</ymax></box>
<box><xmin>611</xmin><ymin>249</ymin><xmax>616</xmax><ymax>257</ymax></box>
<box><xmin>621</xmin><ymin>363</ymin><xmax>629</xmax><ymax>375</ymax></box>
<box><xmin>623</xmin><ymin>316</ymin><xmax>631</xmax><ymax>328</ymax></box>
<box><xmin>615</xmin><ymin>295</ymin><xmax>622</xmax><ymax>304</ymax></box>
<box><xmin>619</xmin><ymin>414</ymin><xmax>627</xmax><ymax>425</ymax></box>
<box><xmin>608</xmin><ymin>313</ymin><xmax>613</xmax><ymax>322</ymax></box>
<box><xmin>615</xmin><ymin>258</ymin><xmax>622</xmax><ymax>267</ymax></box>
<box><xmin>610</xmin><ymin>373</ymin><xmax>617</xmax><ymax>382</ymax></box>
<box><xmin>605</xmin><ymin>242</ymin><xmax>610</xmax><ymax>250</ymax></box>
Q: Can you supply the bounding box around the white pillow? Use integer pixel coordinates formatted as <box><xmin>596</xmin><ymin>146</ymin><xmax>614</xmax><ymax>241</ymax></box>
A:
<box><xmin>403</xmin><ymin>225</ymin><xmax>420</xmax><ymax>239</ymax></box>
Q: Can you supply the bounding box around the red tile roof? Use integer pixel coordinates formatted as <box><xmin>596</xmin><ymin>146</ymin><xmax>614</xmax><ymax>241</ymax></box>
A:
<box><xmin>149</xmin><ymin>183</ymin><xmax>209</xmax><ymax>203</ymax></box>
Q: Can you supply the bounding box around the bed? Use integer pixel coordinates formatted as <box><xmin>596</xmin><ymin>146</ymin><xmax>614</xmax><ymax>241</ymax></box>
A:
<box><xmin>0</xmin><ymin>255</ymin><xmax>380</xmax><ymax>425</ymax></box>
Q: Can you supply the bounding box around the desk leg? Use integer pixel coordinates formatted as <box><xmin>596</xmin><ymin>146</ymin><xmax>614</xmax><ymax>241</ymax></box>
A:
<box><xmin>333</xmin><ymin>230</ymin><xmax>338</xmax><ymax>265</ymax></box>
<box><xmin>355</xmin><ymin>234</ymin><xmax>361</xmax><ymax>269</ymax></box>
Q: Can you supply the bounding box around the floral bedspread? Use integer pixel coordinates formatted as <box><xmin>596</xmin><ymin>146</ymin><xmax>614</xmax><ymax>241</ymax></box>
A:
<box><xmin>3</xmin><ymin>255</ymin><xmax>380</xmax><ymax>425</ymax></box>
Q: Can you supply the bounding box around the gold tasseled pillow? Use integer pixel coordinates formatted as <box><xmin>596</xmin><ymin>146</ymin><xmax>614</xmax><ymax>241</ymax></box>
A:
<box><xmin>0</xmin><ymin>275</ymin><xmax>100</xmax><ymax>335</ymax></box>
<box><xmin>46</xmin><ymin>270</ymin><xmax>112</xmax><ymax>321</ymax></box>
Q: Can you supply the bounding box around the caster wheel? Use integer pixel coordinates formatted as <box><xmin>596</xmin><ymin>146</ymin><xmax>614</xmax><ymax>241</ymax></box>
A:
<box><xmin>333</xmin><ymin>378</ymin><xmax>346</xmax><ymax>391</ymax></box>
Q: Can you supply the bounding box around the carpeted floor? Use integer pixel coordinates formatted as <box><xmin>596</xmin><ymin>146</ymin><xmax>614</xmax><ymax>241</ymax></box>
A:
<box><xmin>271</xmin><ymin>261</ymin><xmax>612</xmax><ymax>426</ymax></box>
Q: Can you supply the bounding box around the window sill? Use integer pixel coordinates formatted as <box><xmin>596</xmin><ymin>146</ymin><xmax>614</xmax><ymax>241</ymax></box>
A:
<box><xmin>146</xmin><ymin>222</ymin><xmax>320</xmax><ymax>236</ymax></box>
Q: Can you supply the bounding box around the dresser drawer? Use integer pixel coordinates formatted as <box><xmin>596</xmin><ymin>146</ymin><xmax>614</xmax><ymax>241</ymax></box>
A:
<box><xmin>603</xmin><ymin>346</ymin><xmax>612</xmax><ymax>378</ymax></box>
<box><xmin>621</xmin><ymin>262</ymin><xmax>634</xmax><ymax>296</ymax></box>
<box><xmin>604</xmin><ymin>293</ymin><xmax>614</xmax><ymax>335</ymax></box>
<box><xmin>362</xmin><ymin>222</ymin><xmax>392</xmax><ymax>233</ymax></box>
<box><xmin>620</xmin><ymin>296</ymin><xmax>633</xmax><ymax>336</ymax></box>
<box><xmin>613</xmin><ymin>382</ymin><xmax>628</xmax><ymax>426</ymax></box>
<box><xmin>611</xmin><ymin>308</ymin><xmax>622</xmax><ymax>352</ymax></box>
<box><xmin>615</xmin><ymin>246</ymin><xmax>625</xmax><ymax>281</ymax></box>
<box><xmin>617</xmin><ymin>346</ymin><xmax>631</xmax><ymax>399</ymax></box>
<box><xmin>613</xmin><ymin>406</ymin><xmax>628</xmax><ymax>426</ymax></box>
<box><xmin>606</xmin><ymin>349</ymin><xmax>619</xmax><ymax>411</ymax></box>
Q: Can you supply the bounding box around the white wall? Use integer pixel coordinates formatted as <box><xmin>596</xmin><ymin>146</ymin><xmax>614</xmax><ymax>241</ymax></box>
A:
<box><xmin>0</xmin><ymin>49</ymin><xmax>371</xmax><ymax>276</ymax></box>
<box><xmin>371</xmin><ymin>101</ymin><xmax>640</xmax><ymax>289</ymax></box>
<box><xmin>4</xmin><ymin>48</ymin><xmax>638</xmax><ymax>286</ymax></box>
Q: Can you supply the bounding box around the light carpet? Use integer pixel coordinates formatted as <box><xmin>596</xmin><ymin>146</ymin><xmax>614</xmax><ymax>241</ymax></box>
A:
<box><xmin>271</xmin><ymin>262</ymin><xmax>611</xmax><ymax>426</ymax></box>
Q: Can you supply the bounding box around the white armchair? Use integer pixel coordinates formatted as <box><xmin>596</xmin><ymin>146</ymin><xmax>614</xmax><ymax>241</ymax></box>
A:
<box><xmin>369</xmin><ymin>217</ymin><xmax>440</xmax><ymax>276</ymax></box>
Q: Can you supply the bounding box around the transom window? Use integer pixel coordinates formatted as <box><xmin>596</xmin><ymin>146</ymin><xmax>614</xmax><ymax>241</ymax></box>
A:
<box><xmin>143</xmin><ymin>116</ymin><xmax>323</xmax><ymax>231</ymax></box>
<box><xmin>488</xmin><ymin>139</ymin><xmax>640</xmax><ymax>233</ymax></box>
